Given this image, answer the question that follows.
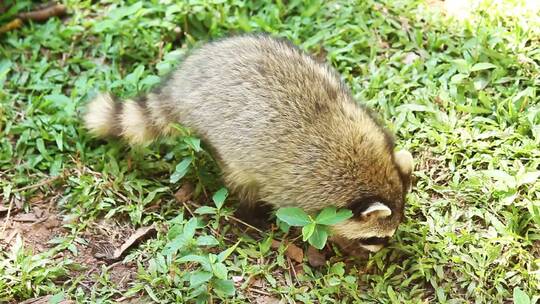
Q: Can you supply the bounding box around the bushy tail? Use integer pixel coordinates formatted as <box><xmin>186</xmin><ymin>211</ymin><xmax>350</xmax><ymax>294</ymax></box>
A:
<box><xmin>84</xmin><ymin>93</ymin><xmax>173</xmax><ymax>145</ymax></box>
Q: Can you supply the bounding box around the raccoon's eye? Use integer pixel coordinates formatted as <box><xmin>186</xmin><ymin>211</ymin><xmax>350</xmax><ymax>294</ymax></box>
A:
<box><xmin>361</xmin><ymin>202</ymin><xmax>392</xmax><ymax>219</ymax></box>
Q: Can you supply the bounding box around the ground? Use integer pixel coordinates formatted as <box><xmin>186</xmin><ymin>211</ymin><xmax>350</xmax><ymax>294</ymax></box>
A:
<box><xmin>1</xmin><ymin>0</ymin><xmax>539</xmax><ymax>303</ymax></box>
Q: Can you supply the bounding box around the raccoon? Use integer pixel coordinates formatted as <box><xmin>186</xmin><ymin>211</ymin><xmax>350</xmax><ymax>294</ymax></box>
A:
<box><xmin>84</xmin><ymin>34</ymin><xmax>414</xmax><ymax>253</ymax></box>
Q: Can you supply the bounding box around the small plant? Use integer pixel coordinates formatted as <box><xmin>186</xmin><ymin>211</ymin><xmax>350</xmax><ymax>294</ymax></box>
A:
<box><xmin>513</xmin><ymin>287</ymin><xmax>531</xmax><ymax>304</ymax></box>
<box><xmin>157</xmin><ymin>212</ymin><xmax>236</xmax><ymax>301</ymax></box>
<box><xmin>276</xmin><ymin>206</ymin><xmax>353</xmax><ymax>249</ymax></box>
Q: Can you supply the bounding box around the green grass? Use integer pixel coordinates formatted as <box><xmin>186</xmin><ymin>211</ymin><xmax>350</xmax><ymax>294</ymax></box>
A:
<box><xmin>1</xmin><ymin>0</ymin><xmax>539</xmax><ymax>303</ymax></box>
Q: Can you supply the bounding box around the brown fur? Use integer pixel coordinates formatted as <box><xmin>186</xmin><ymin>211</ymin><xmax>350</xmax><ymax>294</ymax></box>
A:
<box><xmin>84</xmin><ymin>34</ymin><xmax>414</xmax><ymax>252</ymax></box>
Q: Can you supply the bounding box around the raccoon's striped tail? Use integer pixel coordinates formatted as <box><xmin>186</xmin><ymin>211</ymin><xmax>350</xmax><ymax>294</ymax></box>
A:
<box><xmin>84</xmin><ymin>93</ymin><xmax>174</xmax><ymax>145</ymax></box>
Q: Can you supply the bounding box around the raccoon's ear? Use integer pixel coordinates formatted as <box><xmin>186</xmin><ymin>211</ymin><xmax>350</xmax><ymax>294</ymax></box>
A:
<box><xmin>394</xmin><ymin>150</ymin><xmax>414</xmax><ymax>177</ymax></box>
<box><xmin>362</xmin><ymin>202</ymin><xmax>392</xmax><ymax>218</ymax></box>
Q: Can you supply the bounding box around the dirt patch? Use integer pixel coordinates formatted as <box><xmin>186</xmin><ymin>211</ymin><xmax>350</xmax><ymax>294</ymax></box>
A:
<box><xmin>0</xmin><ymin>196</ymin><xmax>140</xmax><ymax>301</ymax></box>
<box><xmin>0</xmin><ymin>196</ymin><xmax>64</xmax><ymax>253</ymax></box>
<box><xmin>69</xmin><ymin>219</ymin><xmax>141</xmax><ymax>292</ymax></box>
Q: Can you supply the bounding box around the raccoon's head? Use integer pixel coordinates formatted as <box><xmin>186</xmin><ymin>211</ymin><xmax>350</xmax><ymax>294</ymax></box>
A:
<box><xmin>330</xmin><ymin>149</ymin><xmax>414</xmax><ymax>253</ymax></box>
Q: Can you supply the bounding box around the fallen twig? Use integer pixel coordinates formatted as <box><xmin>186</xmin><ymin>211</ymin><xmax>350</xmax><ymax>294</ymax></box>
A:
<box><xmin>248</xmin><ymin>288</ymin><xmax>272</xmax><ymax>296</ymax></box>
<box><xmin>96</xmin><ymin>225</ymin><xmax>157</xmax><ymax>262</ymax></box>
<box><xmin>18</xmin><ymin>4</ymin><xmax>67</xmax><ymax>22</ymax></box>
<box><xmin>12</xmin><ymin>175</ymin><xmax>63</xmax><ymax>193</ymax></box>
<box><xmin>0</xmin><ymin>3</ymin><xmax>67</xmax><ymax>34</ymax></box>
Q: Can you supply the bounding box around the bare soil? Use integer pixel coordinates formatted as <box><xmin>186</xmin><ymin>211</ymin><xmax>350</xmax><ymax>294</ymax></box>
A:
<box><xmin>0</xmin><ymin>196</ymin><xmax>139</xmax><ymax>302</ymax></box>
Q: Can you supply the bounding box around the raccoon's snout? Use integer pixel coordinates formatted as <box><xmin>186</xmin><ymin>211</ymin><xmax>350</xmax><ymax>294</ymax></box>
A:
<box><xmin>358</xmin><ymin>236</ymin><xmax>390</xmax><ymax>252</ymax></box>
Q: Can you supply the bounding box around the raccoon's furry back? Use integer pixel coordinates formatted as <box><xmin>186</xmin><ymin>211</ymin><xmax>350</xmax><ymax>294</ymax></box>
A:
<box><xmin>84</xmin><ymin>35</ymin><xmax>394</xmax><ymax>207</ymax></box>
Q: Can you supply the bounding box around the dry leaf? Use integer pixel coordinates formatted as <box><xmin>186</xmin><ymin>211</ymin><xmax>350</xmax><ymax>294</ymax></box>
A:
<box><xmin>285</xmin><ymin>243</ymin><xmax>303</xmax><ymax>263</ymax></box>
<box><xmin>270</xmin><ymin>239</ymin><xmax>303</xmax><ymax>263</ymax></box>
<box><xmin>13</xmin><ymin>213</ymin><xmax>39</xmax><ymax>222</ymax></box>
<box><xmin>257</xmin><ymin>295</ymin><xmax>282</xmax><ymax>304</ymax></box>
<box><xmin>175</xmin><ymin>182</ymin><xmax>194</xmax><ymax>203</ymax></box>
<box><xmin>97</xmin><ymin>225</ymin><xmax>156</xmax><ymax>262</ymax></box>
<box><xmin>307</xmin><ymin>246</ymin><xmax>326</xmax><ymax>267</ymax></box>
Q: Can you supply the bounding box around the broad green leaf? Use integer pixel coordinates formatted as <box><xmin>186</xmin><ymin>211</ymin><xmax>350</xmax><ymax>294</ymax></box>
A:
<box><xmin>452</xmin><ymin>59</ymin><xmax>469</xmax><ymax>73</ymax></box>
<box><xmin>162</xmin><ymin>234</ymin><xmax>189</xmax><ymax>255</ymax></box>
<box><xmin>196</xmin><ymin>235</ymin><xmax>219</xmax><ymax>246</ymax></box>
<box><xmin>308</xmin><ymin>225</ymin><xmax>329</xmax><ymax>249</ymax></box>
<box><xmin>184</xmin><ymin>137</ymin><xmax>202</xmax><ymax>152</ymax></box>
<box><xmin>183</xmin><ymin>217</ymin><xmax>198</xmax><ymax>239</ymax></box>
<box><xmin>164</xmin><ymin>49</ymin><xmax>185</xmax><ymax>62</ymax></box>
<box><xmin>471</xmin><ymin>62</ymin><xmax>497</xmax><ymax>71</ymax></box>
<box><xmin>450</xmin><ymin>73</ymin><xmax>469</xmax><ymax>84</ymax></box>
<box><xmin>195</xmin><ymin>293</ymin><xmax>209</xmax><ymax>304</ymax></box>
<box><xmin>213</xmin><ymin>279</ymin><xmax>236</xmax><ymax>297</ymax></box>
<box><xmin>142</xmin><ymin>187</ymin><xmax>168</xmax><ymax>205</ymax></box>
<box><xmin>277</xmin><ymin>219</ymin><xmax>290</xmax><ymax>233</ymax></box>
<box><xmin>218</xmin><ymin>241</ymin><xmax>240</xmax><ymax>262</ymax></box>
<box><xmin>170</xmin><ymin>157</ymin><xmax>192</xmax><ymax>183</ymax></box>
<box><xmin>109</xmin><ymin>1</ymin><xmax>143</xmax><ymax>20</ymax></box>
<box><xmin>315</xmin><ymin>207</ymin><xmax>353</xmax><ymax>225</ymax></box>
<box><xmin>140</xmin><ymin>75</ymin><xmax>161</xmax><ymax>89</ymax></box>
<box><xmin>48</xmin><ymin>292</ymin><xmax>65</xmax><ymax>304</ymax></box>
<box><xmin>178</xmin><ymin>254</ymin><xmax>212</xmax><ymax>271</ymax></box>
<box><xmin>44</xmin><ymin>94</ymin><xmax>71</xmax><ymax>108</ymax></box>
<box><xmin>169</xmin><ymin>213</ymin><xmax>184</xmax><ymax>224</ymax></box>
<box><xmin>328</xmin><ymin>277</ymin><xmax>341</xmax><ymax>286</ymax></box>
<box><xmin>473</xmin><ymin>76</ymin><xmax>489</xmax><ymax>90</ymax></box>
<box><xmin>212</xmin><ymin>262</ymin><xmax>228</xmax><ymax>280</ymax></box>
<box><xmin>302</xmin><ymin>222</ymin><xmax>316</xmax><ymax>241</ymax></box>
<box><xmin>162</xmin><ymin>218</ymin><xmax>197</xmax><ymax>255</ymax></box>
<box><xmin>330</xmin><ymin>262</ymin><xmax>345</xmax><ymax>276</ymax></box>
<box><xmin>190</xmin><ymin>271</ymin><xmax>213</xmax><ymax>287</ymax></box>
<box><xmin>167</xmin><ymin>224</ymin><xmax>182</xmax><ymax>240</ymax></box>
<box><xmin>157</xmin><ymin>61</ymin><xmax>173</xmax><ymax>76</ymax></box>
<box><xmin>124</xmin><ymin>65</ymin><xmax>145</xmax><ymax>86</ymax></box>
<box><xmin>208</xmin><ymin>253</ymin><xmax>218</xmax><ymax>264</ymax></box>
<box><xmin>212</xmin><ymin>188</ymin><xmax>228</xmax><ymax>209</ymax></box>
<box><xmin>276</xmin><ymin>207</ymin><xmax>312</xmax><ymax>226</ymax></box>
<box><xmin>195</xmin><ymin>206</ymin><xmax>217</xmax><ymax>215</ymax></box>
<box><xmin>41</xmin><ymin>94</ymin><xmax>77</xmax><ymax>116</ymax></box>
<box><xmin>513</xmin><ymin>287</ymin><xmax>530</xmax><ymax>304</ymax></box>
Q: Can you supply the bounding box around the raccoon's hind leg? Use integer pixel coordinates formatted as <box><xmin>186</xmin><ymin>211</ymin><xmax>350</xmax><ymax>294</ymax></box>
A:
<box><xmin>222</xmin><ymin>170</ymin><xmax>273</xmax><ymax>230</ymax></box>
<box><xmin>84</xmin><ymin>92</ymin><xmax>176</xmax><ymax>145</ymax></box>
<box><xmin>234</xmin><ymin>201</ymin><xmax>274</xmax><ymax>231</ymax></box>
